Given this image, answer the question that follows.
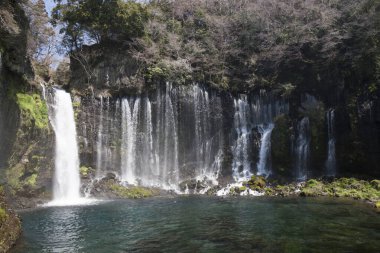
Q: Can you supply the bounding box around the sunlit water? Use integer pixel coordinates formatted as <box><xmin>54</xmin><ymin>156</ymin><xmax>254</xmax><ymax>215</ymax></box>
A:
<box><xmin>12</xmin><ymin>197</ymin><xmax>380</xmax><ymax>253</ymax></box>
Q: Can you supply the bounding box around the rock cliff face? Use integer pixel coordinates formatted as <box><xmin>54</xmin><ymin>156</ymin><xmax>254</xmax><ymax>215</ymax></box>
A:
<box><xmin>0</xmin><ymin>0</ymin><xmax>35</xmax><ymax>249</ymax></box>
<box><xmin>0</xmin><ymin>0</ymin><xmax>54</xmax><ymax>209</ymax></box>
<box><xmin>67</xmin><ymin>46</ymin><xmax>380</xmax><ymax>182</ymax></box>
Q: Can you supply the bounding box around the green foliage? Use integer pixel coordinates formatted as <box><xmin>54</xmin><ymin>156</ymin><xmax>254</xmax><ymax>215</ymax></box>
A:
<box><xmin>280</xmin><ymin>83</ymin><xmax>296</xmax><ymax>97</ymax></box>
<box><xmin>0</xmin><ymin>207</ymin><xmax>8</xmax><ymax>223</ymax></box>
<box><xmin>16</xmin><ymin>93</ymin><xmax>49</xmax><ymax>129</ymax></box>
<box><xmin>52</xmin><ymin>0</ymin><xmax>149</xmax><ymax>49</ymax></box>
<box><xmin>133</xmin><ymin>0</ymin><xmax>379</xmax><ymax>90</ymax></box>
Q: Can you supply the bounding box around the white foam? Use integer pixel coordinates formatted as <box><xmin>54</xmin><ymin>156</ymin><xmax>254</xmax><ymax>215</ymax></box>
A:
<box><xmin>43</xmin><ymin>198</ymin><xmax>102</xmax><ymax>207</ymax></box>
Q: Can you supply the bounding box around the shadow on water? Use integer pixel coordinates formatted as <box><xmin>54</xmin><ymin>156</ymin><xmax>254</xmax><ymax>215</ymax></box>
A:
<box><xmin>11</xmin><ymin>196</ymin><xmax>380</xmax><ymax>253</ymax></box>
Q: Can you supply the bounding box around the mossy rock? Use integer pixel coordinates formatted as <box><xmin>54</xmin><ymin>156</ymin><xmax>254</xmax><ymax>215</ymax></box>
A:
<box><xmin>0</xmin><ymin>207</ymin><xmax>8</xmax><ymax>222</ymax></box>
<box><xmin>299</xmin><ymin>178</ymin><xmax>380</xmax><ymax>202</ymax></box>
<box><xmin>25</xmin><ymin>174</ymin><xmax>38</xmax><ymax>186</ymax></box>
<box><xmin>246</xmin><ymin>175</ymin><xmax>266</xmax><ymax>191</ymax></box>
<box><xmin>109</xmin><ymin>183</ymin><xmax>155</xmax><ymax>199</ymax></box>
<box><xmin>80</xmin><ymin>166</ymin><xmax>91</xmax><ymax>177</ymax></box>
<box><xmin>16</xmin><ymin>93</ymin><xmax>49</xmax><ymax>129</ymax></box>
<box><xmin>239</xmin><ymin>186</ymin><xmax>247</xmax><ymax>192</ymax></box>
<box><xmin>370</xmin><ymin>180</ymin><xmax>380</xmax><ymax>190</ymax></box>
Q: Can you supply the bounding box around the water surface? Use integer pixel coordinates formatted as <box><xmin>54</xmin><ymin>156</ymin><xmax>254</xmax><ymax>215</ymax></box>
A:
<box><xmin>12</xmin><ymin>197</ymin><xmax>380</xmax><ymax>253</ymax></box>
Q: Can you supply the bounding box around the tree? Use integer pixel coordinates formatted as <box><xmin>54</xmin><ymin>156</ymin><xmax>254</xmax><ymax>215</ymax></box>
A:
<box><xmin>52</xmin><ymin>0</ymin><xmax>149</xmax><ymax>51</ymax></box>
<box><xmin>24</xmin><ymin>0</ymin><xmax>55</xmax><ymax>66</ymax></box>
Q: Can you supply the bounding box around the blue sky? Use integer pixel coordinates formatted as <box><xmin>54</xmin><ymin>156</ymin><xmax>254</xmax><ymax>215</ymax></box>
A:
<box><xmin>44</xmin><ymin>0</ymin><xmax>55</xmax><ymax>15</ymax></box>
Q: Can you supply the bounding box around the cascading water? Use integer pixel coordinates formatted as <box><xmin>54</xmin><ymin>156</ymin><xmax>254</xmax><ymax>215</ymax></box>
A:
<box><xmin>294</xmin><ymin>117</ymin><xmax>310</xmax><ymax>181</ymax></box>
<box><xmin>232</xmin><ymin>92</ymin><xmax>288</xmax><ymax>181</ymax></box>
<box><xmin>232</xmin><ymin>95</ymin><xmax>253</xmax><ymax>181</ymax></box>
<box><xmin>95</xmin><ymin>96</ymin><xmax>104</xmax><ymax>178</ymax></box>
<box><xmin>47</xmin><ymin>89</ymin><xmax>82</xmax><ymax>205</ymax></box>
<box><xmin>325</xmin><ymin>109</ymin><xmax>336</xmax><ymax>177</ymax></box>
<box><xmin>79</xmin><ymin>84</ymin><xmax>224</xmax><ymax>191</ymax></box>
<box><xmin>77</xmin><ymin>85</ymin><xmax>293</xmax><ymax>192</ymax></box>
<box><xmin>257</xmin><ymin>123</ymin><xmax>274</xmax><ymax>176</ymax></box>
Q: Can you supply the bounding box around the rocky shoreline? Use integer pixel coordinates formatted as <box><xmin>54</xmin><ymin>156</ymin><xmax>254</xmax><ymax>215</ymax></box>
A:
<box><xmin>8</xmin><ymin>175</ymin><xmax>380</xmax><ymax>212</ymax></box>
<box><xmin>0</xmin><ymin>187</ymin><xmax>21</xmax><ymax>253</ymax></box>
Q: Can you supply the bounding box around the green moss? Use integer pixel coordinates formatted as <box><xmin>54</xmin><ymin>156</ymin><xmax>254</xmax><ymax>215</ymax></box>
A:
<box><xmin>16</xmin><ymin>93</ymin><xmax>49</xmax><ymax>129</ymax></box>
<box><xmin>80</xmin><ymin>166</ymin><xmax>90</xmax><ymax>176</ymax></box>
<box><xmin>72</xmin><ymin>101</ymin><xmax>81</xmax><ymax>108</ymax></box>
<box><xmin>5</xmin><ymin>164</ymin><xmax>25</xmax><ymax>191</ymax></box>
<box><xmin>239</xmin><ymin>186</ymin><xmax>247</xmax><ymax>192</ymax></box>
<box><xmin>109</xmin><ymin>184</ymin><xmax>154</xmax><ymax>198</ymax></box>
<box><xmin>375</xmin><ymin>202</ymin><xmax>380</xmax><ymax>209</ymax></box>
<box><xmin>265</xmin><ymin>187</ymin><xmax>274</xmax><ymax>195</ymax></box>
<box><xmin>246</xmin><ymin>175</ymin><xmax>266</xmax><ymax>191</ymax></box>
<box><xmin>25</xmin><ymin>174</ymin><xmax>37</xmax><ymax>186</ymax></box>
<box><xmin>0</xmin><ymin>208</ymin><xmax>8</xmax><ymax>222</ymax></box>
<box><xmin>300</xmin><ymin>178</ymin><xmax>380</xmax><ymax>202</ymax></box>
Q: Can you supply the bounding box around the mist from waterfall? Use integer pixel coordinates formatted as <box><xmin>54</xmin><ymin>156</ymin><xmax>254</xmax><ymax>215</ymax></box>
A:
<box><xmin>325</xmin><ymin>109</ymin><xmax>336</xmax><ymax>177</ymax></box>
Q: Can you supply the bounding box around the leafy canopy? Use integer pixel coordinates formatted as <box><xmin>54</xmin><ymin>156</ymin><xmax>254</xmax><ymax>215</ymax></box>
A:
<box><xmin>52</xmin><ymin>0</ymin><xmax>148</xmax><ymax>50</ymax></box>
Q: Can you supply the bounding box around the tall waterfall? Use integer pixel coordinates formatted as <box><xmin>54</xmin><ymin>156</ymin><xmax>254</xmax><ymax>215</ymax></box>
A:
<box><xmin>257</xmin><ymin>123</ymin><xmax>274</xmax><ymax>176</ymax></box>
<box><xmin>48</xmin><ymin>89</ymin><xmax>81</xmax><ymax>205</ymax></box>
<box><xmin>325</xmin><ymin>109</ymin><xmax>336</xmax><ymax>176</ymax></box>
<box><xmin>294</xmin><ymin>117</ymin><xmax>310</xmax><ymax>181</ymax></box>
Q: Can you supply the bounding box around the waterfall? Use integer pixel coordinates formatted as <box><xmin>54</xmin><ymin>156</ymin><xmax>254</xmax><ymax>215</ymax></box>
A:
<box><xmin>161</xmin><ymin>83</ymin><xmax>179</xmax><ymax>187</ymax></box>
<box><xmin>76</xmin><ymin>84</ymin><xmax>291</xmax><ymax>192</ymax></box>
<box><xmin>95</xmin><ymin>96</ymin><xmax>103</xmax><ymax>178</ymax></box>
<box><xmin>294</xmin><ymin>117</ymin><xmax>310</xmax><ymax>181</ymax></box>
<box><xmin>232</xmin><ymin>95</ymin><xmax>252</xmax><ymax>181</ymax></box>
<box><xmin>257</xmin><ymin>123</ymin><xmax>274</xmax><ymax>176</ymax></box>
<box><xmin>193</xmin><ymin>86</ymin><xmax>212</xmax><ymax>177</ymax></box>
<box><xmin>121</xmin><ymin>98</ymin><xmax>133</xmax><ymax>182</ymax></box>
<box><xmin>325</xmin><ymin>109</ymin><xmax>336</xmax><ymax>177</ymax></box>
<box><xmin>47</xmin><ymin>89</ymin><xmax>81</xmax><ymax>205</ymax></box>
<box><xmin>232</xmin><ymin>92</ymin><xmax>288</xmax><ymax>181</ymax></box>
